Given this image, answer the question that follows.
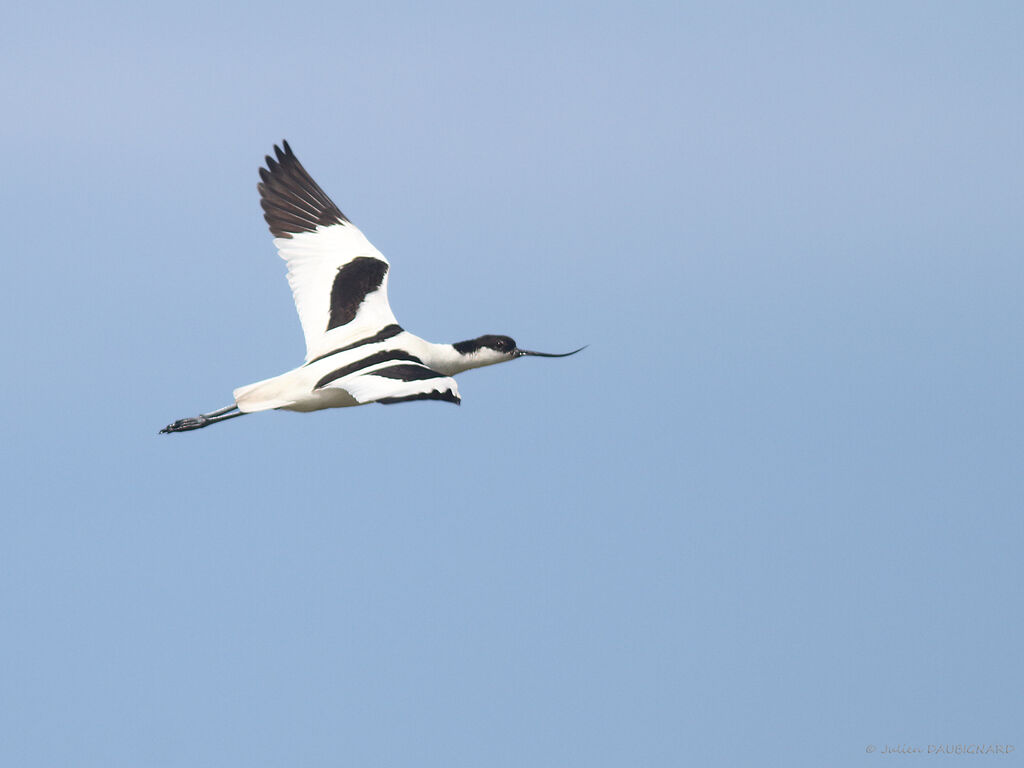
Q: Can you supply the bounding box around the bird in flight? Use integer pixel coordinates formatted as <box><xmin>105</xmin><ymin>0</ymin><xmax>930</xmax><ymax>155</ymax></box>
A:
<box><xmin>161</xmin><ymin>142</ymin><xmax>583</xmax><ymax>433</ymax></box>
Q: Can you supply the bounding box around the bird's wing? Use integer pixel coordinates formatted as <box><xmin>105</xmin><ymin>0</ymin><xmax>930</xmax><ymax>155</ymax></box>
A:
<box><xmin>316</xmin><ymin>357</ymin><xmax>461</xmax><ymax>406</ymax></box>
<box><xmin>258</xmin><ymin>141</ymin><xmax>399</xmax><ymax>363</ymax></box>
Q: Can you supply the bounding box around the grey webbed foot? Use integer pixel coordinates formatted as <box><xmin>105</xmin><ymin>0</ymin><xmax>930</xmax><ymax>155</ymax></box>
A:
<box><xmin>160</xmin><ymin>415</ymin><xmax>210</xmax><ymax>433</ymax></box>
<box><xmin>159</xmin><ymin>405</ymin><xmax>242</xmax><ymax>434</ymax></box>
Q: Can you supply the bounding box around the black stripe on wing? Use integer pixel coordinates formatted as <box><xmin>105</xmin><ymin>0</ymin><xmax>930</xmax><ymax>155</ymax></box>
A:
<box><xmin>304</xmin><ymin>324</ymin><xmax>404</xmax><ymax>366</ymax></box>
<box><xmin>379</xmin><ymin>389</ymin><xmax>461</xmax><ymax>405</ymax></box>
<box><xmin>371</xmin><ymin>364</ymin><xmax>446</xmax><ymax>382</ymax></box>
<box><xmin>315</xmin><ymin>350</ymin><xmax>424</xmax><ymax>389</ymax></box>
<box><xmin>318</xmin><ymin>356</ymin><xmax>461</xmax><ymax>406</ymax></box>
<box><xmin>258</xmin><ymin>141</ymin><xmax>349</xmax><ymax>238</ymax></box>
<box><xmin>370</xmin><ymin>364</ymin><xmax>463</xmax><ymax>403</ymax></box>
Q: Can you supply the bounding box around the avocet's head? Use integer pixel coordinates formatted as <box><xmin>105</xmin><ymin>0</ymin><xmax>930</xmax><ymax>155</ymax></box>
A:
<box><xmin>452</xmin><ymin>335</ymin><xmax>586</xmax><ymax>369</ymax></box>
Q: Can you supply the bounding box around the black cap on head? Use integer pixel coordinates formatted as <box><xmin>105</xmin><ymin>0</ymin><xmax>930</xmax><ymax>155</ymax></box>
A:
<box><xmin>453</xmin><ymin>335</ymin><xmax>587</xmax><ymax>360</ymax></box>
<box><xmin>453</xmin><ymin>335</ymin><xmax>517</xmax><ymax>355</ymax></box>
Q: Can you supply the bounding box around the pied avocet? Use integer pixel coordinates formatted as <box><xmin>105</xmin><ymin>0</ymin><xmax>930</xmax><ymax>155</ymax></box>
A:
<box><xmin>161</xmin><ymin>142</ymin><xmax>583</xmax><ymax>433</ymax></box>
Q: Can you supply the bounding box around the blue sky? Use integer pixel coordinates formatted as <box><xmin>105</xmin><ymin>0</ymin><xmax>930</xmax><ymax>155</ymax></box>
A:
<box><xmin>1</xmin><ymin>2</ymin><xmax>1022</xmax><ymax>766</ymax></box>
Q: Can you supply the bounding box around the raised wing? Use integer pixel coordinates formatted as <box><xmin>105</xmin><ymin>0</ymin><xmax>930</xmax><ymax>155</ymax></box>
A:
<box><xmin>258</xmin><ymin>142</ymin><xmax>399</xmax><ymax>362</ymax></box>
<box><xmin>316</xmin><ymin>356</ymin><xmax>461</xmax><ymax>406</ymax></box>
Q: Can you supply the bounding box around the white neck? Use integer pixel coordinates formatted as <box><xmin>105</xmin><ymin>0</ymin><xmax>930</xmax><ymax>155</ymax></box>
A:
<box><xmin>416</xmin><ymin>341</ymin><xmax>507</xmax><ymax>376</ymax></box>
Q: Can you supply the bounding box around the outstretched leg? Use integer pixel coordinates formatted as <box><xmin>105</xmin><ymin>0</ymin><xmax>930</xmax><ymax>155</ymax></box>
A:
<box><xmin>160</xmin><ymin>404</ymin><xmax>245</xmax><ymax>434</ymax></box>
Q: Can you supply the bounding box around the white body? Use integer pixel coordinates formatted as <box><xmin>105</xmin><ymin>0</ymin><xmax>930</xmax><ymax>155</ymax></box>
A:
<box><xmin>233</xmin><ymin>332</ymin><xmax>505</xmax><ymax>413</ymax></box>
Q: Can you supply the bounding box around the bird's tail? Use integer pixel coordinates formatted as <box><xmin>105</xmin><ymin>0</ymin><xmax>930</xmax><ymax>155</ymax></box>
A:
<box><xmin>232</xmin><ymin>376</ymin><xmax>296</xmax><ymax>413</ymax></box>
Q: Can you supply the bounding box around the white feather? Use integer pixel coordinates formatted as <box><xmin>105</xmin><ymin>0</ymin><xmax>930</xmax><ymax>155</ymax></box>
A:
<box><xmin>273</xmin><ymin>223</ymin><xmax>398</xmax><ymax>362</ymax></box>
<box><xmin>334</xmin><ymin>370</ymin><xmax>461</xmax><ymax>405</ymax></box>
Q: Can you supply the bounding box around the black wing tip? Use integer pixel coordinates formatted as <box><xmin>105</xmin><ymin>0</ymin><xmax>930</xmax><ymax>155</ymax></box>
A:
<box><xmin>258</xmin><ymin>140</ymin><xmax>348</xmax><ymax>238</ymax></box>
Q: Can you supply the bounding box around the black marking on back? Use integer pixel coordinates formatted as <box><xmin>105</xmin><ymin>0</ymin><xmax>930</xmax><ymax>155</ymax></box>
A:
<box><xmin>328</xmin><ymin>257</ymin><xmax>390</xmax><ymax>330</ymax></box>
<box><xmin>304</xmin><ymin>324</ymin><xmax>404</xmax><ymax>366</ymax></box>
<box><xmin>315</xmin><ymin>349</ymin><xmax>423</xmax><ymax>389</ymax></box>
<box><xmin>258</xmin><ymin>141</ymin><xmax>349</xmax><ymax>238</ymax></box>
<box><xmin>453</xmin><ymin>335</ymin><xmax>516</xmax><ymax>355</ymax></box>
<box><xmin>379</xmin><ymin>389</ymin><xmax>461</xmax><ymax>406</ymax></box>
<box><xmin>371</xmin><ymin>364</ymin><xmax>445</xmax><ymax>382</ymax></box>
